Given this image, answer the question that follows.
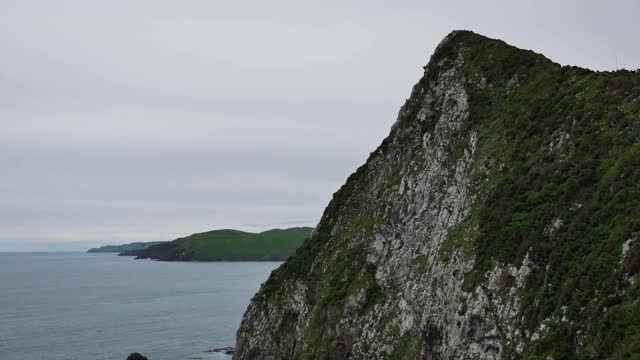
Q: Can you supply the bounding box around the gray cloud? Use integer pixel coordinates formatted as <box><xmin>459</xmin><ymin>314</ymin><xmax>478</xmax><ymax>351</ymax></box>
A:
<box><xmin>1</xmin><ymin>0</ymin><xmax>639</xmax><ymax>250</ymax></box>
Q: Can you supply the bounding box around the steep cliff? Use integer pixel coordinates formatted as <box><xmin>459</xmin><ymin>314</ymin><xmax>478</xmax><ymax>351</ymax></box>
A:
<box><xmin>234</xmin><ymin>31</ymin><xmax>640</xmax><ymax>359</ymax></box>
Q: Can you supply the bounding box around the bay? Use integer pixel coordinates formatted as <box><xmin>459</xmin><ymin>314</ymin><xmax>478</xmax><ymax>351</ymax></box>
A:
<box><xmin>0</xmin><ymin>252</ymin><xmax>279</xmax><ymax>360</ymax></box>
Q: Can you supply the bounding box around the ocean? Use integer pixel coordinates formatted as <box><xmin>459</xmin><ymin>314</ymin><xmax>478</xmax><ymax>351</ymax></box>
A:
<box><xmin>0</xmin><ymin>252</ymin><xmax>280</xmax><ymax>360</ymax></box>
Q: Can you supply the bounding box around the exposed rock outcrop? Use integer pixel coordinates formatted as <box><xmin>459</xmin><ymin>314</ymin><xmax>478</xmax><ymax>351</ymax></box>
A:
<box><xmin>126</xmin><ymin>353</ymin><xmax>149</xmax><ymax>360</ymax></box>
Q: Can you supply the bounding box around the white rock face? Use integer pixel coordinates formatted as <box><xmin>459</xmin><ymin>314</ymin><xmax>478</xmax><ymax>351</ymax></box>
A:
<box><xmin>622</xmin><ymin>238</ymin><xmax>635</xmax><ymax>258</ymax></box>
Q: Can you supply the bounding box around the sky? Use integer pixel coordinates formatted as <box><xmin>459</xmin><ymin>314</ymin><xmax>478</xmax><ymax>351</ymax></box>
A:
<box><xmin>1</xmin><ymin>0</ymin><xmax>639</xmax><ymax>251</ymax></box>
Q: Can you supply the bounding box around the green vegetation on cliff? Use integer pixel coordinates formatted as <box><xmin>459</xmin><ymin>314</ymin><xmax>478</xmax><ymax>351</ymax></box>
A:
<box><xmin>87</xmin><ymin>242</ymin><xmax>164</xmax><ymax>253</ymax></box>
<box><xmin>134</xmin><ymin>227</ymin><xmax>313</xmax><ymax>261</ymax></box>
<box><xmin>436</xmin><ymin>32</ymin><xmax>640</xmax><ymax>358</ymax></box>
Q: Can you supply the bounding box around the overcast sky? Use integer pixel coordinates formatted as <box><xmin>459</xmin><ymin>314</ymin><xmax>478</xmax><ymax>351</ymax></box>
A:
<box><xmin>1</xmin><ymin>0</ymin><xmax>639</xmax><ymax>251</ymax></box>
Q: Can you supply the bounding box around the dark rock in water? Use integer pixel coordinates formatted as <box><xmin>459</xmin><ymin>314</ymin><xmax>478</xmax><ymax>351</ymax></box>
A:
<box><xmin>126</xmin><ymin>353</ymin><xmax>148</xmax><ymax>360</ymax></box>
<box><xmin>205</xmin><ymin>346</ymin><xmax>235</xmax><ymax>355</ymax></box>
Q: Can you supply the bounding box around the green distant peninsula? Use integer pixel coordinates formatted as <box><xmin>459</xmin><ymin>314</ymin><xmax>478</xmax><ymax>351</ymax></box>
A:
<box><xmin>87</xmin><ymin>242</ymin><xmax>165</xmax><ymax>253</ymax></box>
<box><xmin>132</xmin><ymin>227</ymin><xmax>313</xmax><ymax>261</ymax></box>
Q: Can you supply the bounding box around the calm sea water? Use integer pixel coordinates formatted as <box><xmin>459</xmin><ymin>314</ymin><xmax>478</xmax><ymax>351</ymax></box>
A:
<box><xmin>0</xmin><ymin>252</ymin><xmax>280</xmax><ymax>360</ymax></box>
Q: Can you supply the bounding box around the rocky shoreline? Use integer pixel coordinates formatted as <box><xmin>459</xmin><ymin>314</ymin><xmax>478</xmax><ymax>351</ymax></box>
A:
<box><xmin>125</xmin><ymin>346</ymin><xmax>234</xmax><ymax>359</ymax></box>
<box><xmin>205</xmin><ymin>346</ymin><xmax>235</xmax><ymax>355</ymax></box>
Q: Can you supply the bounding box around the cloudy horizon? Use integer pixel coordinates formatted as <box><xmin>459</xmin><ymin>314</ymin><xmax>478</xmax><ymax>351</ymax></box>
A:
<box><xmin>2</xmin><ymin>0</ymin><xmax>639</xmax><ymax>251</ymax></box>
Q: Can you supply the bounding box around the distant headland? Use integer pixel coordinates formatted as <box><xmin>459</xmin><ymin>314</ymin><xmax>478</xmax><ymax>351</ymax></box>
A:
<box><xmin>87</xmin><ymin>242</ymin><xmax>165</xmax><ymax>253</ymax></box>
<box><xmin>88</xmin><ymin>227</ymin><xmax>313</xmax><ymax>262</ymax></box>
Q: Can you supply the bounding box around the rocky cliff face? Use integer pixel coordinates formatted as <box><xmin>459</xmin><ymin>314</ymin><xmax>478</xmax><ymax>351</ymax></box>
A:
<box><xmin>234</xmin><ymin>31</ymin><xmax>640</xmax><ymax>359</ymax></box>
